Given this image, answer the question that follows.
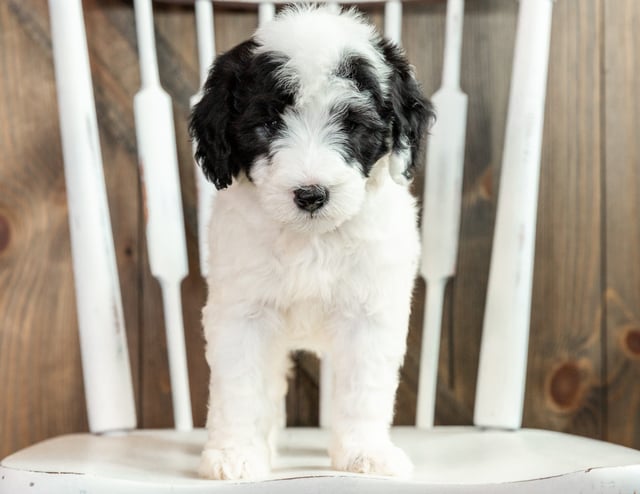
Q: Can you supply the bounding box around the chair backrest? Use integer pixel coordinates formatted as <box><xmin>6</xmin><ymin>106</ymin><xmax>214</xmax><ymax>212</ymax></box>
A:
<box><xmin>47</xmin><ymin>0</ymin><xmax>553</xmax><ymax>436</ymax></box>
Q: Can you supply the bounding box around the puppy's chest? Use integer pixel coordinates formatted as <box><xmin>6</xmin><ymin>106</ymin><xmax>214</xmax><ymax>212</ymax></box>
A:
<box><xmin>268</xmin><ymin>232</ymin><xmax>358</xmax><ymax>303</ymax></box>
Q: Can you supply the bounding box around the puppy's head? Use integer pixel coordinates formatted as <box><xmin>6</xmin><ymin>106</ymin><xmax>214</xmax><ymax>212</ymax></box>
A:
<box><xmin>190</xmin><ymin>6</ymin><xmax>434</xmax><ymax>233</ymax></box>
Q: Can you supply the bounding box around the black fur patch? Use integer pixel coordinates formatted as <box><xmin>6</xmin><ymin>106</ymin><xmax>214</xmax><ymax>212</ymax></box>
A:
<box><xmin>190</xmin><ymin>35</ymin><xmax>433</xmax><ymax>189</ymax></box>
<box><xmin>333</xmin><ymin>53</ymin><xmax>392</xmax><ymax>176</ymax></box>
<box><xmin>332</xmin><ymin>103</ymin><xmax>390</xmax><ymax>176</ymax></box>
<box><xmin>377</xmin><ymin>39</ymin><xmax>435</xmax><ymax>180</ymax></box>
<box><xmin>335</xmin><ymin>53</ymin><xmax>386</xmax><ymax>113</ymax></box>
<box><xmin>189</xmin><ymin>40</ymin><xmax>296</xmax><ymax>189</ymax></box>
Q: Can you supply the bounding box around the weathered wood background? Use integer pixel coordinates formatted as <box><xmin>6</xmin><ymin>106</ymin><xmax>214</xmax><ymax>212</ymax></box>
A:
<box><xmin>1</xmin><ymin>0</ymin><xmax>639</xmax><ymax>459</ymax></box>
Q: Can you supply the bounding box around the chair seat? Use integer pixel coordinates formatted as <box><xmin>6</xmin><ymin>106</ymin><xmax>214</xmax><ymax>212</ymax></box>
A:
<box><xmin>2</xmin><ymin>426</ymin><xmax>639</xmax><ymax>493</ymax></box>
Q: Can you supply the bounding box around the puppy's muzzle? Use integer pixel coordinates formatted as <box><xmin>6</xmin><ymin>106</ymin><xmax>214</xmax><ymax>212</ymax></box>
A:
<box><xmin>293</xmin><ymin>185</ymin><xmax>329</xmax><ymax>213</ymax></box>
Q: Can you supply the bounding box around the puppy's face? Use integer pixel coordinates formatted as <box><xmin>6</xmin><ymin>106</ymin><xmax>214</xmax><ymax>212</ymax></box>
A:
<box><xmin>190</xmin><ymin>7</ymin><xmax>433</xmax><ymax>233</ymax></box>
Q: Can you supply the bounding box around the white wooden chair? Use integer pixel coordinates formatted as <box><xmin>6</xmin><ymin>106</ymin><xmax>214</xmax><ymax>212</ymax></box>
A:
<box><xmin>2</xmin><ymin>0</ymin><xmax>640</xmax><ymax>492</ymax></box>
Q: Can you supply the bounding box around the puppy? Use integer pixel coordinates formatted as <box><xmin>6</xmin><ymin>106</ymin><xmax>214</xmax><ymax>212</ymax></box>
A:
<box><xmin>190</xmin><ymin>5</ymin><xmax>433</xmax><ymax>481</ymax></box>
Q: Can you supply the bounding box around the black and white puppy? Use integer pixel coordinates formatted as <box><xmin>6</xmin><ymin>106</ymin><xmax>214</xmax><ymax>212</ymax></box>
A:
<box><xmin>190</xmin><ymin>5</ymin><xmax>433</xmax><ymax>481</ymax></box>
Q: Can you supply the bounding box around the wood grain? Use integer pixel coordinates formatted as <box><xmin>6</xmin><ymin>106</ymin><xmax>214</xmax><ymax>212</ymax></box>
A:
<box><xmin>604</xmin><ymin>0</ymin><xmax>640</xmax><ymax>448</ymax></box>
<box><xmin>0</xmin><ymin>0</ymin><xmax>86</xmax><ymax>456</ymax></box>
<box><xmin>0</xmin><ymin>0</ymin><xmax>141</xmax><ymax>457</ymax></box>
<box><xmin>286</xmin><ymin>352</ymin><xmax>320</xmax><ymax>426</ymax></box>
<box><xmin>524</xmin><ymin>0</ymin><xmax>604</xmax><ymax>438</ymax></box>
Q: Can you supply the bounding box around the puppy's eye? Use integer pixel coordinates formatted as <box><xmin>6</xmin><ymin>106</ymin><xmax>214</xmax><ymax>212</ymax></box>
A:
<box><xmin>255</xmin><ymin>119</ymin><xmax>280</xmax><ymax>139</ymax></box>
<box><xmin>263</xmin><ymin>119</ymin><xmax>280</xmax><ymax>134</ymax></box>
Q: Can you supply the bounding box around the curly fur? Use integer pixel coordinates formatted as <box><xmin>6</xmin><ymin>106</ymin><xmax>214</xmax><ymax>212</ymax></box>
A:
<box><xmin>190</xmin><ymin>5</ymin><xmax>433</xmax><ymax>480</ymax></box>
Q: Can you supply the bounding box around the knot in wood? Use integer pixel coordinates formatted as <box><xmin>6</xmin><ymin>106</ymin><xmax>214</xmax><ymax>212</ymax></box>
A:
<box><xmin>623</xmin><ymin>327</ymin><xmax>640</xmax><ymax>357</ymax></box>
<box><xmin>548</xmin><ymin>361</ymin><xmax>583</xmax><ymax>411</ymax></box>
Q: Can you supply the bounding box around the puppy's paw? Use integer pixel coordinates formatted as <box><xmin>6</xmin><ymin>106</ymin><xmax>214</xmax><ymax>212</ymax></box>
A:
<box><xmin>330</xmin><ymin>442</ymin><xmax>413</xmax><ymax>478</ymax></box>
<box><xmin>198</xmin><ymin>446</ymin><xmax>270</xmax><ymax>481</ymax></box>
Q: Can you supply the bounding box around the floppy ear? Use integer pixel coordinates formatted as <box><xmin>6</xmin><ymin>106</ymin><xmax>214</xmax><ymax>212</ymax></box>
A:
<box><xmin>379</xmin><ymin>39</ymin><xmax>435</xmax><ymax>185</ymax></box>
<box><xmin>189</xmin><ymin>40</ymin><xmax>257</xmax><ymax>190</ymax></box>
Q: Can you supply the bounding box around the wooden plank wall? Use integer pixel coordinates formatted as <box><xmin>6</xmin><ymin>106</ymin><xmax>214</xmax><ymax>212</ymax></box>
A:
<box><xmin>604</xmin><ymin>0</ymin><xmax>640</xmax><ymax>448</ymax></box>
<box><xmin>1</xmin><ymin>0</ymin><xmax>639</xmax><ymax>459</ymax></box>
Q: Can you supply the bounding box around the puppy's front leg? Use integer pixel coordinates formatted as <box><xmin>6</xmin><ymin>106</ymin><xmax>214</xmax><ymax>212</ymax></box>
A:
<box><xmin>199</xmin><ymin>303</ymin><xmax>283</xmax><ymax>481</ymax></box>
<box><xmin>328</xmin><ymin>316</ymin><xmax>413</xmax><ymax>478</ymax></box>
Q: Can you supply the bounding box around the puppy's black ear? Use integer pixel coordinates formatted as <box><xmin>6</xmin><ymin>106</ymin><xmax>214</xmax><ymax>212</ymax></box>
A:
<box><xmin>379</xmin><ymin>39</ymin><xmax>435</xmax><ymax>184</ymax></box>
<box><xmin>189</xmin><ymin>40</ymin><xmax>257</xmax><ymax>190</ymax></box>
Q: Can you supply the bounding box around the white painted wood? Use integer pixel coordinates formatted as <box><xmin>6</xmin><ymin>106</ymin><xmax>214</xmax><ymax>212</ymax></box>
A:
<box><xmin>440</xmin><ymin>0</ymin><xmax>464</xmax><ymax>89</ymax></box>
<box><xmin>319</xmin><ymin>353</ymin><xmax>332</xmax><ymax>428</ymax></box>
<box><xmin>474</xmin><ymin>0</ymin><xmax>554</xmax><ymax>430</ymax></box>
<box><xmin>195</xmin><ymin>0</ymin><xmax>216</xmax><ymax>86</ymax></box>
<box><xmin>384</xmin><ymin>1</ymin><xmax>402</xmax><ymax>45</ymax></box>
<box><xmin>416</xmin><ymin>278</ymin><xmax>446</xmax><ymax>428</ymax></box>
<box><xmin>3</xmin><ymin>427</ymin><xmax>640</xmax><ymax>492</ymax></box>
<box><xmin>416</xmin><ymin>0</ymin><xmax>467</xmax><ymax>429</ymax></box>
<box><xmin>47</xmin><ymin>0</ymin><xmax>136</xmax><ymax>434</ymax></box>
<box><xmin>159</xmin><ymin>281</ymin><xmax>192</xmax><ymax>428</ymax></box>
<box><xmin>133</xmin><ymin>0</ymin><xmax>193</xmax><ymax>431</ymax></box>
<box><xmin>258</xmin><ymin>3</ymin><xmax>275</xmax><ymax>25</ymax></box>
<box><xmin>191</xmin><ymin>0</ymin><xmax>217</xmax><ymax>278</ymax></box>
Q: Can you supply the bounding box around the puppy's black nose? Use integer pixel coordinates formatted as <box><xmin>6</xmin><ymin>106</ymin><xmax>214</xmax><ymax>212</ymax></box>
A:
<box><xmin>293</xmin><ymin>185</ymin><xmax>329</xmax><ymax>213</ymax></box>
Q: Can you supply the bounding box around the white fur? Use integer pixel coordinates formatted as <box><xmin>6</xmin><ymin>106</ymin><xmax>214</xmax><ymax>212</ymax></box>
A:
<box><xmin>254</xmin><ymin>7</ymin><xmax>391</xmax><ymax>98</ymax></box>
<box><xmin>199</xmin><ymin>7</ymin><xmax>420</xmax><ymax>481</ymax></box>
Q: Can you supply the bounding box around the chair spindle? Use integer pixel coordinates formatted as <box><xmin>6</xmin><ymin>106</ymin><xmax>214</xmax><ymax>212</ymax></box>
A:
<box><xmin>192</xmin><ymin>0</ymin><xmax>217</xmax><ymax>278</ymax></box>
<box><xmin>474</xmin><ymin>0</ymin><xmax>554</xmax><ymax>430</ymax></box>
<box><xmin>133</xmin><ymin>0</ymin><xmax>193</xmax><ymax>431</ymax></box>
<box><xmin>48</xmin><ymin>0</ymin><xmax>137</xmax><ymax>434</ymax></box>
